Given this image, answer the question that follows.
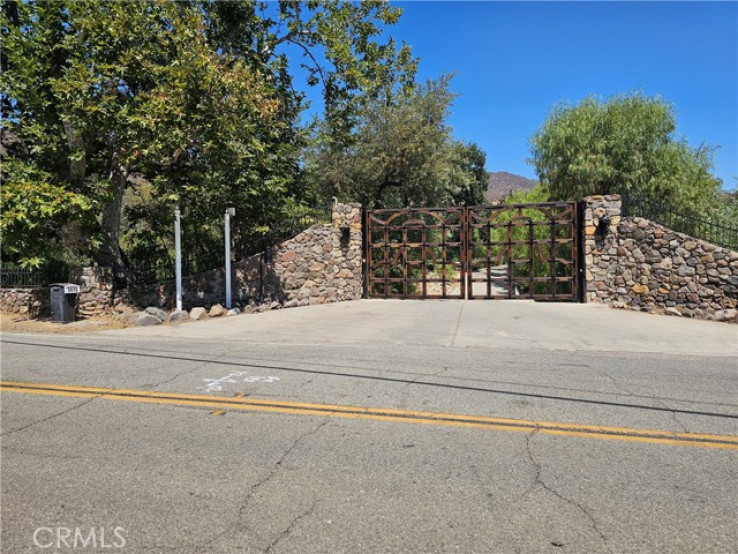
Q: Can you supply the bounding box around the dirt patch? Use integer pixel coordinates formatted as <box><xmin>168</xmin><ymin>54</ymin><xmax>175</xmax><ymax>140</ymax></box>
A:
<box><xmin>0</xmin><ymin>313</ymin><xmax>132</xmax><ymax>334</ymax></box>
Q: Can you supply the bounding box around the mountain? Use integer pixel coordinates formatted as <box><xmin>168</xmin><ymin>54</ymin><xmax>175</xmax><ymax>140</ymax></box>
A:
<box><xmin>484</xmin><ymin>171</ymin><xmax>538</xmax><ymax>203</ymax></box>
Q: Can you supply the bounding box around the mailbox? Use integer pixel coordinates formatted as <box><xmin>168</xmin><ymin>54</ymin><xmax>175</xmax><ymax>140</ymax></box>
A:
<box><xmin>49</xmin><ymin>283</ymin><xmax>80</xmax><ymax>323</ymax></box>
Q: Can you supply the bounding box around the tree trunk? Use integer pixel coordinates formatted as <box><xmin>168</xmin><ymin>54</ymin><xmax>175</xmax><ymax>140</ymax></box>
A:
<box><xmin>98</xmin><ymin>169</ymin><xmax>127</xmax><ymax>270</ymax></box>
<box><xmin>62</xmin><ymin>119</ymin><xmax>86</xmax><ymax>186</ymax></box>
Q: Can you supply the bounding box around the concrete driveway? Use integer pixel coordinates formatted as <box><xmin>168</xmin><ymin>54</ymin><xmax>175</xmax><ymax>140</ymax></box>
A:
<box><xmin>104</xmin><ymin>299</ymin><xmax>737</xmax><ymax>357</ymax></box>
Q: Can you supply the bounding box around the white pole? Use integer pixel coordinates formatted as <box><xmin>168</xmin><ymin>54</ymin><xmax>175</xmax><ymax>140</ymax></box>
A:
<box><xmin>225</xmin><ymin>208</ymin><xmax>234</xmax><ymax>309</ymax></box>
<box><xmin>175</xmin><ymin>208</ymin><xmax>182</xmax><ymax>312</ymax></box>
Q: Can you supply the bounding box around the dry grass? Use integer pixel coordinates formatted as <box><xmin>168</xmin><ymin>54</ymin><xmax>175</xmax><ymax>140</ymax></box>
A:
<box><xmin>0</xmin><ymin>313</ymin><xmax>132</xmax><ymax>334</ymax></box>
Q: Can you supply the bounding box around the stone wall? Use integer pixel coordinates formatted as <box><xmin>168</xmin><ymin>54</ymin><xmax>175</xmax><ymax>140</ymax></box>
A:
<box><xmin>584</xmin><ymin>195</ymin><xmax>738</xmax><ymax>322</ymax></box>
<box><xmin>117</xmin><ymin>202</ymin><xmax>363</xmax><ymax>311</ymax></box>
<box><xmin>0</xmin><ymin>288</ymin><xmax>48</xmax><ymax>316</ymax></box>
<box><xmin>1</xmin><ymin>267</ymin><xmax>114</xmax><ymax>318</ymax></box>
<box><xmin>270</xmin><ymin>202</ymin><xmax>362</xmax><ymax>307</ymax></box>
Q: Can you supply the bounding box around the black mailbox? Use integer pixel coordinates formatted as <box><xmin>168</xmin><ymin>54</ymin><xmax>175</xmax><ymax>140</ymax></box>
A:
<box><xmin>49</xmin><ymin>283</ymin><xmax>80</xmax><ymax>323</ymax></box>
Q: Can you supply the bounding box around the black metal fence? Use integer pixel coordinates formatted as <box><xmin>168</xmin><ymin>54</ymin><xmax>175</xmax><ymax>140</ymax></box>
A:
<box><xmin>1</xmin><ymin>206</ymin><xmax>334</xmax><ymax>290</ymax></box>
<box><xmin>126</xmin><ymin>252</ymin><xmax>225</xmax><ymax>286</ymax></box>
<box><xmin>0</xmin><ymin>263</ymin><xmax>70</xmax><ymax>288</ymax></box>
<box><xmin>124</xmin><ymin>204</ymin><xmax>332</xmax><ymax>287</ymax></box>
<box><xmin>622</xmin><ymin>196</ymin><xmax>738</xmax><ymax>251</ymax></box>
<box><xmin>234</xmin><ymin>204</ymin><xmax>332</xmax><ymax>260</ymax></box>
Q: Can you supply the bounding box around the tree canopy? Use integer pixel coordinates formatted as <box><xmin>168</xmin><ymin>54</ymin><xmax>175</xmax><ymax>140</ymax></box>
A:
<box><xmin>530</xmin><ymin>93</ymin><xmax>722</xmax><ymax>215</ymax></box>
<box><xmin>0</xmin><ymin>0</ymin><xmax>418</xmax><ymax>269</ymax></box>
<box><xmin>304</xmin><ymin>75</ymin><xmax>487</xmax><ymax>208</ymax></box>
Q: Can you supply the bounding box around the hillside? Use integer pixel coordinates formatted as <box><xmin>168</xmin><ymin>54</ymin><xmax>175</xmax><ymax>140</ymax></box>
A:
<box><xmin>484</xmin><ymin>171</ymin><xmax>538</xmax><ymax>203</ymax></box>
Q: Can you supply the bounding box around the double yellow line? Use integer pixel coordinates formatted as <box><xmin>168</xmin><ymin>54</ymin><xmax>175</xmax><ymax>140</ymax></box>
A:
<box><xmin>2</xmin><ymin>380</ymin><xmax>737</xmax><ymax>450</ymax></box>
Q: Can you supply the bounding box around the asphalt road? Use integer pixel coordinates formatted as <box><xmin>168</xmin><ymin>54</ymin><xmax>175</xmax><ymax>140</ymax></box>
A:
<box><xmin>1</xmin><ymin>300</ymin><xmax>737</xmax><ymax>553</ymax></box>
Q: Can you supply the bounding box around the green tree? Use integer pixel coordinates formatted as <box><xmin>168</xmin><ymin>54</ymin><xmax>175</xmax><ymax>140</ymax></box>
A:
<box><xmin>530</xmin><ymin>93</ymin><xmax>722</xmax><ymax>215</ymax></box>
<box><xmin>1</xmin><ymin>0</ymin><xmax>415</xmax><ymax>269</ymax></box>
<box><xmin>715</xmin><ymin>185</ymin><xmax>738</xmax><ymax>230</ymax></box>
<box><xmin>449</xmin><ymin>142</ymin><xmax>487</xmax><ymax>206</ymax></box>
<box><xmin>305</xmin><ymin>75</ymin><xmax>487</xmax><ymax>208</ymax></box>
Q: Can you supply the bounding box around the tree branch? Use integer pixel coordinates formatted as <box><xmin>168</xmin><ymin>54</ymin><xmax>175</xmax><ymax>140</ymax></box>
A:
<box><xmin>286</xmin><ymin>38</ymin><xmax>326</xmax><ymax>87</ymax></box>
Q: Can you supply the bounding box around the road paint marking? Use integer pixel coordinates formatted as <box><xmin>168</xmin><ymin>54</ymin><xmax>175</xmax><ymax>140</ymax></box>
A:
<box><xmin>210</xmin><ymin>409</ymin><xmax>226</xmax><ymax>417</ymax></box>
<box><xmin>200</xmin><ymin>371</ymin><xmax>280</xmax><ymax>392</ymax></box>
<box><xmin>2</xmin><ymin>380</ymin><xmax>737</xmax><ymax>450</ymax></box>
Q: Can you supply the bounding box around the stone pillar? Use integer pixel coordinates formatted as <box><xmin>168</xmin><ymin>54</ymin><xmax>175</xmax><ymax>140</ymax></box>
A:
<box><xmin>583</xmin><ymin>195</ymin><xmax>622</xmax><ymax>303</ymax></box>
<box><xmin>69</xmin><ymin>267</ymin><xmax>115</xmax><ymax>318</ymax></box>
<box><xmin>332</xmin><ymin>202</ymin><xmax>363</xmax><ymax>299</ymax></box>
<box><xmin>332</xmin><ymin>202</ymin><xmax>362</xmax><ymax>232</ymax></box>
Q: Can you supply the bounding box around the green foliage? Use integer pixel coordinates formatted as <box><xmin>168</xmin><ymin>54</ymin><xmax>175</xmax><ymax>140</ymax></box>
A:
<box><xmin>715</xmin><ymin>188</ymin><xmax>738</xmax><ymax>228</ymax></box>
<box><xmin>530</xmin><ymin>93</ymin><xmax>722</xmax><ymax>216</ymax></box>
<box><xmin>305</xmin><ymin>75</ymin><xmax>487</xmax><ymax>208</ymax></box>
<box><xmin>1</xmin><ymin>159</ymin><xmax>92</xmax><ymax>268</ymax></box>
<box><xmin>449</xmin><ymin>142</ymin><xmax>487</xmax><ymax>206</ymax></box>
<box><xmin>500</xmin><ymin>183</ymin><xmax>550</xmax><ymax>205</ymax></box>
<box><xmin>1</xmin><ymin>0</ymin><xmax>414</xmax><ymax>270</ymax></box>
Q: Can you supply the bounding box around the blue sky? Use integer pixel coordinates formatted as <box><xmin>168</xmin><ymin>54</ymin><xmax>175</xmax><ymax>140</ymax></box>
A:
<box><xmin>386</xmin><ymin>1</ymin><xmax>738</xmax><ymax>188</ymax></box>
<box><xmin>291</xmin><ymin>1</ymin><xmax>737</xmax><ymax>189</ymax></box>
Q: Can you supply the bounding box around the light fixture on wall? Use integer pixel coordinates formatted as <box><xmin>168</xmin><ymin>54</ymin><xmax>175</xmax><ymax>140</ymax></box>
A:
<box><xmin>596</xmin><ymin>214</ymin><xmax>611</xmax><ymax>237</ymax></box>
<box><xmin>340</xmin><ymin>223</ymin><xmax>351</xmax><ymax>245</ymax></box>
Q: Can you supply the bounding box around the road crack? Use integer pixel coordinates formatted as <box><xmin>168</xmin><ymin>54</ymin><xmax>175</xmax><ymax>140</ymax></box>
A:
<box><xmin>396</xmin><ymin>366</ymin><xmax>449</xmax><ymax>395</ymax></box>
<box><xmin>198</xmin><ymin>418</ymin><xmax>330</xmax><ymax>552</ymax></box>
<box><xmin>142</xmin><ymin>348</ymin><xmax>235</xmax><ymax>391</ymax></box>
<box><xmin>525</xmin><ymin>431</ymin><xmax>611</xmax><ymax>552</ymax></box>
<box><xmin>1</xmin><ymin>446</ymin><xmax>85</xmax><ymax>460</ymax></box>
<box><xmin>237</xmin><ymin>418</ymin><xmax>330</xmax><ymax>517</ymax></box>
<box><xmin>264</xmin><ymin>501</ymin><xmax>318</xmax><ymax>553</ymax></box>
<box><xmin>597</xmin><ymin>368</ymin><xmax>689</xmax><ymax>434</ymax></box>
<box><xmin>0</xmin><ymin>397</ymin><xmax>96</xmax><ymax>438</ymax></box>
<box><xmin>450</xmin><ymin>301</ymin><xmax>467</xmax><ymax>346</ymax></box>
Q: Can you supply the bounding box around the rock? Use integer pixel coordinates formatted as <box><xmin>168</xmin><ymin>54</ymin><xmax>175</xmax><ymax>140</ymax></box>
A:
<box><xmin>226</xmin><ymin>308</ymin><xmax>241</xmax><ymax>316</ymax></box>
<box><xmin>144</xmin><ymin>306</ymin><xmax>166</xmax><ymax>321</ymax></box>
<box><xmin>117</xmin><ymin>312</ymin><xmax>139</xmax><ymax>325</ymax></box>
<box><xmin>189</xmin><ymin>307</ymin><xmax>208</xmax><ymax>321</ymax></box>
<box><xmin>631</xmin><ymin>284</ymin><xmax>649</xmax><ymax>294</ymax></box>
<box><xmin>135</xmin><ymin>313</ymin><xmax>163</xmax><ymax>326</ymax></box>
<box><xmin>167</xmin><ymin>310</ymin><xmax>190</xmax><ymax>323</ymax></box>
<box><xmin>715</xmin><ymin>309</ymin><xmax>737</xmax><ymax>322</ymax></box>
<box><xmin>209</xmin><ymin>304</ymin><xmax>226</xmax><ymax>317</ymax></box>
<box><xmin>665</xmin><ymin>307</ymin><xmax>682</xmax><ymax>317</ymax></box>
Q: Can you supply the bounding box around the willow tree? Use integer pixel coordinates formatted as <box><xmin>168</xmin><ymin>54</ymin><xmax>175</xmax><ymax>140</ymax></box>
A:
<box><xmin>530</xmin><ymin>93</ymin><xmax>722</xmax><ymax>215</ymax></box>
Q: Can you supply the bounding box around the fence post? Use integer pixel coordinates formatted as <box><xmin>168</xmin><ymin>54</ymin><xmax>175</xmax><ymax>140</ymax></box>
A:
<box><xmin>225</xmin><ymin>208</ymin><xmax>235</xmax><ymax>309</ymax></box>
<box><xmin>175</xmin><ymin>208</ymin><xmax>182</xmax><ymax>312</ymax></box>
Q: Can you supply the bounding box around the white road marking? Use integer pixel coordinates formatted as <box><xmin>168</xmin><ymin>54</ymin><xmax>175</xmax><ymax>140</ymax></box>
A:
<box><xmin>200</xmin><ymin>371</ymin><xmax>280</xmax><ymax>392</ymax></box>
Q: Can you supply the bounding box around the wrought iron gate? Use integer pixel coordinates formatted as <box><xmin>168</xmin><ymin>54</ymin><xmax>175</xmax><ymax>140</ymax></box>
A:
<box><xmin>364</xmin><ymin>202</ymin><xmax>581</xmax><ymax>301</ymax></box>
